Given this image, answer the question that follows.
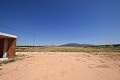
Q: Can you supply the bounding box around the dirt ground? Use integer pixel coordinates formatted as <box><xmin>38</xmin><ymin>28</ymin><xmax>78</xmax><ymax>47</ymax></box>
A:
<box><xmin>0</xmin><ymin>52</ymin><xmax>120</xmax><ymax>80</ymax></box>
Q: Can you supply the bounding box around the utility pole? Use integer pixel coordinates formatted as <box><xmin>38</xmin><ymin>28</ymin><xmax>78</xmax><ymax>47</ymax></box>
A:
<box><xmin>33</xmin><ymin>33</ymin><xmax>35</xmax><ymax>52</ymax></box>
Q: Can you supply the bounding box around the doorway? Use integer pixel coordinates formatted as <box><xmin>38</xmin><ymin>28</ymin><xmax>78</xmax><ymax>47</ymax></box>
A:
<box><xmin>0</xmin><ymin>39</ymin><xmax>8</xmax><ymax>58</ymax></box>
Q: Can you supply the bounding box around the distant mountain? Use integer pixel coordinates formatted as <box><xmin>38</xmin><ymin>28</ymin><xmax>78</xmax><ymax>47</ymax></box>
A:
<box><xmin>60</xmin><ymin>43</ymin><xmax>94</xmax><ymax>47</ymax></box>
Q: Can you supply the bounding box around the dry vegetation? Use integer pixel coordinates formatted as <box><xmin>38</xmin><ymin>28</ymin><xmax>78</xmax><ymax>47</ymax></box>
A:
<box><xmin>0</xmin><ymin>54</ymin><xmax>25</xmax><ymax>66</ymax></box>
<box><xmin>16</xmin><ymin>46</ymin><xmax>120</xmax><ymax>60</ymax></box>
<box><xmin>16</xmin><ymin>46</ymin><xmax>120</xmax><ymax>53</ymax></box>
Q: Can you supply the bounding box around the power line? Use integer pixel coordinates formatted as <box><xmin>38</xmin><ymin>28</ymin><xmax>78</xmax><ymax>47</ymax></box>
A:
<box><xmin>0</xmin><ymin>24</ymin><xmax>34</xmax><ymax>35</ymax></box>
<box><xmin>0</xmin><ymin>24</ymin><xmax>36</xmax><ymax>46</ymax></box>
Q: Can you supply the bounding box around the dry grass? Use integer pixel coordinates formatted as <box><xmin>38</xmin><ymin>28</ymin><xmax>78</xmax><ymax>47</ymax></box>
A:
<box><xmin>0</xmin><ymin>55</ymin><xmax>25</xmax><ymax>66</ymax></box>
<box><xmin>16</xmin><ymin>46</ymin><xmax>120</xmax><ymax>59</ymax></box>
<box><xmin>16</xmin><ymin>46</ymin><xmax>120</xmax><ymax>53</ymax></box>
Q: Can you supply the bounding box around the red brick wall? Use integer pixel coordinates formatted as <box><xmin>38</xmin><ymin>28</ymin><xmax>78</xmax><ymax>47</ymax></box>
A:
<box><xmin>0</xmin><ymin>39</ymin><xmax>4</xmax><ymax>58</ymax></box>
<box><xmin>7</xmin><ymin>38</ymin><xmax>17</xmax><ymax>58</ymax></box>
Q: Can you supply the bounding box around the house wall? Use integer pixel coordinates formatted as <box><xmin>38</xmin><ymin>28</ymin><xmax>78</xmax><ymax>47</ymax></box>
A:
<box><xmin>7</xmin><ymin>38</ymin><xmax>17</xmax><ymax>58</ymax></box>
<box><xmin>0</xmin><ymin>38</ymin><xmax>16</xmax><ymax>58</ymax></box>
<box><xmin>0</xmin><ymin>39</ymin><xmax>4</xmax><ymax>58</ymax></box>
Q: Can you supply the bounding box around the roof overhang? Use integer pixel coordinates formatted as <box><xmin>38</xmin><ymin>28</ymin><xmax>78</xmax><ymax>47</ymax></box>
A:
<box><xmin>0</xmin><ymin>32</ymin><xmax>17</xmax><ymax>39</ymax></box>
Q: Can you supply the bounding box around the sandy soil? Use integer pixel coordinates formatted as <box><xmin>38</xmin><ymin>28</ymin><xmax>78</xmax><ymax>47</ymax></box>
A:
<box><xmin>0</xmin><ymin>52</ymin><xmax>120</xmax><ymax>80</ymax></box>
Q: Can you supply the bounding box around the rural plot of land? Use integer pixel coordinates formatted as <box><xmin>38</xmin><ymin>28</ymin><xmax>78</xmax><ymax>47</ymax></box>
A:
<box><xmin>0</xmin><ymin>52</ymin><xmax>120</xmax><ymax>80</ymax></box>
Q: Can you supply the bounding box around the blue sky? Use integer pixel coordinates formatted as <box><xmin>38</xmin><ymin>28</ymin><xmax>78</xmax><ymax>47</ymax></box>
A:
<box><xmin>0</xmin><ymin>0</ymin><xmax>120</xmax><ymax>45</ymax></box>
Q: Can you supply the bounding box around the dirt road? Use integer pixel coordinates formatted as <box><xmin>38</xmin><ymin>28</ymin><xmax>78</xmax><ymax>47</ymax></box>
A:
<box><xmin>0</xmin><ymin>52</ymin><xmax>120</xmax><ymax>80</ymax></box>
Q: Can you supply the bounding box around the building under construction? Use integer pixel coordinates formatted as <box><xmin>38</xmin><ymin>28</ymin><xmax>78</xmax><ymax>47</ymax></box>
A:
<box><xmin>0</xmin><ymin>32</ymin><xmax>17</xmax><ymax>58</ymax></box>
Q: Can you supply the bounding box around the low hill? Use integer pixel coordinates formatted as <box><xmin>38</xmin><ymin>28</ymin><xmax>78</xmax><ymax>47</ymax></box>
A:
<box><xmin>60</xmin><ymin>43</ymin><xmax>94</xmax><ymax>47</ymax></box>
